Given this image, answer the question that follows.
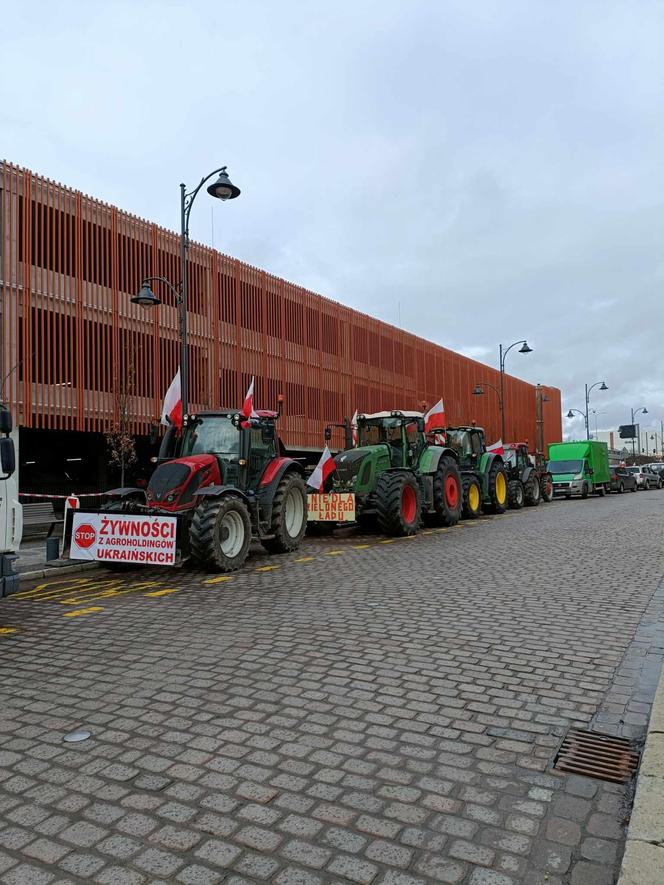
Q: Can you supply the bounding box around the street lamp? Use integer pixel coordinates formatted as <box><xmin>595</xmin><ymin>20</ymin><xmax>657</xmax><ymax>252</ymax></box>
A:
<box><xmin>630</xmin><ymin>406</ymin><xmax>647</xmax><ymax>458</ymax></box>
<box><xmin>584</xmin><ymin>381</ymin><xmax>608</xmax><ymax>440</ymax></box>
<box><xmin>131</xmin><ymin>166</ymin><xmax>240</xmax><ymax>415</ymax></box>
<box><xmin>591</xmin><ymin>409</ymin><xmax>606</xmax><ymax>440</ymax></box>
<box><xmin>499</xmin><ymin>340</ymin><xmax>532</xmax><ymax>442</ymax></box>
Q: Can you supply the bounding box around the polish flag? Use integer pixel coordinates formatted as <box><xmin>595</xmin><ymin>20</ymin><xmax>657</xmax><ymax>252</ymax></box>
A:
<box><xmin>307</xmin><ymin>446</ymin><xmax>335</xmax><ymax>491</ymax></box>
<box><xmin>241</xmin><ymin>376</ymin><xmax>259</xmax><ymax>427</ymax></box>
<box><xmin>487</xmin><ymin>438</ymin><xmax>505</xmax><ymax>456</ymax></box>
<box><xmin>424</xmin><ymin>398</ymin><xmax>446</xmax><ymax>432</ymax></box>
<box><xmin>351</xmin><ymin>410</ymin><xmax>359</xmax><ymax>446</ymax></box>
<box><xmin>161</xmin><ymin>369</ymin><xmax>182</xmax><ymax>428</ymax></box>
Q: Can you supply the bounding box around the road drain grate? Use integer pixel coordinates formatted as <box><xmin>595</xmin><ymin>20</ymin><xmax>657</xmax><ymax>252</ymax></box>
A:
<box><xmin>554</xmin><ymin>728</ymin><xmax>640</xmax><ymax>783</ymax></box>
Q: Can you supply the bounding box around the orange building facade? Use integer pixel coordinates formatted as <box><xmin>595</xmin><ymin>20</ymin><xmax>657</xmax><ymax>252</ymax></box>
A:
<box><xmin>0</xmin><ymin>161</ymin><xmax>562</xmax><ymax>461</ymax></box>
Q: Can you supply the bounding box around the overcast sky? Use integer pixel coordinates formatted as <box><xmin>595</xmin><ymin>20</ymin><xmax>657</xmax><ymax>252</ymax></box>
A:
<box><xmin>2</xmin><ymin>1</ymin><xmax>663</xmax><ymax>440</ymax></box>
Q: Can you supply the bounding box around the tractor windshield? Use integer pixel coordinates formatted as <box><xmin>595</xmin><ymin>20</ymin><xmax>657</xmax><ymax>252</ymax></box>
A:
<box><xmin>358</xmin><ymin>418</ymin><xmax>402</xmax><ymax>447</ymax></box>
<box><xmin>446</xmin><ymin>430</ymin><xmax>472</xmax><ymax>456</ymax></box>
<box><xmin>503</xmin><ymin>449</ymin><xmax>517</xmax><ymax>466</ymax></box>
<box><xmin>180</xmin><ymin>416</ymin><xmax>240</xmax><ymax>459</ymax></box>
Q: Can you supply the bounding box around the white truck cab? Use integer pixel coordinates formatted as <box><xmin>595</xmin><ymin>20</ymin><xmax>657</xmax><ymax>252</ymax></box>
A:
<box><xmin>0</xmin><ymin>406</ymin><xmax>22</xmax><ymax>597</ymax></box>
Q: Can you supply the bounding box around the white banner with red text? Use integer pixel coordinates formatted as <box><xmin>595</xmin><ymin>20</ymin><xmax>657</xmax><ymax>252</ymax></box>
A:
<box><xmin>70</xmin><ymin>512</ymin><xmax>178</xmax><ymax>566</ymax></box>
<box><xmin>307</xmin><ymin>493</ymin><xmax>356</xmax><ymax>522</ymax></box>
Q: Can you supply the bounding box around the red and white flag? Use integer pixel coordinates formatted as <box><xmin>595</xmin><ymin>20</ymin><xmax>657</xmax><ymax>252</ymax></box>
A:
<box><xmin>161</xmin><ymin>369</ymin><xmax>182</xmax><ymax>428</ymax></box>
<box><xmin>487</xmin><ymin>438</ymin><xmax>505</xmax><ymax>456</ymax></box>
<box><xmin>307</xmin><ymin>446</ymin><xmax>335</xmax><ymax>491</ymax></box>
<box><xmin>424</xmin><ymin>398</ymin><xmax>446</xmax><ymax>432</ymax></box>
<box><xmin>241</xmin><ymin>376</ymin><xmax>259</xmax><ymax>427</ymax></box>
<box><xmin>351</xmin><ymin>410</ymin><xmax>359</xmax><ymax>446</ymax></box>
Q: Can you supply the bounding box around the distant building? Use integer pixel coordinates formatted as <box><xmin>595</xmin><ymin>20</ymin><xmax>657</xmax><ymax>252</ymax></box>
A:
<box><xmin>594</xmin><ymin>429</ymin><xmax>662</xmax><ymax>459</ymax></box>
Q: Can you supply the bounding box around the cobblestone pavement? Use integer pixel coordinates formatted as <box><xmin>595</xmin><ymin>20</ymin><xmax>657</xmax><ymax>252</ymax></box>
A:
<box><xmin>1</xmin><ymin>491</ymin><xmax>664</xmax><ymax>885</ymax></box>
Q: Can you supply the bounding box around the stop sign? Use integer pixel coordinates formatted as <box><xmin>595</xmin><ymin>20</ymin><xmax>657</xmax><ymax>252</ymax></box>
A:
<box><xmin>74</xmin><ymin>523</ymin><xmax>96</xmax><ymax>549</ymax></box>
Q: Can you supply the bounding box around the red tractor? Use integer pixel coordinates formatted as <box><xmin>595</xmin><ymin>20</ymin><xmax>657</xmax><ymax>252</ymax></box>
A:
<box><xmin>101</xmin><ymin>407</ymin><xmax>308</xmax><ymax>571</ymax></box>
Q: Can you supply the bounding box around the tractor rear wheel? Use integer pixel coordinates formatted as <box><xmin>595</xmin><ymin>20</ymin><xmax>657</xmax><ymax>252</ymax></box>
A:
<box><xmin>540</xmin><ymin>473</ymin><xmax>554</xmax><ymax>502</ymax></box>
<box><xmin>524</xmin><ymin>474</ymin><xmax>541</xmax><ymax>506</ymax></box>
<box><xmin>461</xmin><ymin>475</ymin><xmax>482</xmax><ymax>519</ymax></box>
<box><xmin>262</xmin><ymin>473</ymin><xmax>308</xmax><ymax>554</ymax></box>
<box><xmin>486</xmin><ymin>462</ymin><xmax>508</xmax><ymax>513</ymax></box>
<box><xmin>508</xmin><ymin>479</ymin><xmax>525</xmax><ymax>509</ymax></box>
<box><xmin>375</xmin><ymin>472</ymin><xmax>421</xmax><ymax>536</ymax></box>
<box><xmin>431</xmin><ymin>456</ymin><xmax>462</xmax><ymax>526</ymax></box>
<box><xmin>190</xmin><ymin>495</ymin><xmax>252</xmax><ymax>572</ymax></box>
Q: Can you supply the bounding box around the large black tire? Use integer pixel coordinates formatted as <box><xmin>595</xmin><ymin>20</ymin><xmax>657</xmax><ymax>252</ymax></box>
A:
<box><xmin>524</xmin><ymin>474</ymin><xmax>541</xmax><ymax>506</ymax></box>
<box><xmin>430</xmin><ymin>455</ymin><xmax>463</xmax><ymax>526</ymax></box>
<box><xmin>540</xmin><ymin>473</ymin><xmax>554</xmax><ymax>503</ymax></box>
<box><xmin>375</xmin><ymin>472</ymin><xmax>421</xmax><ymax>536</ymax></box>
<box><xmin>581</xmin><ymin>483</ymin><xmax>589</xmax><ymax>499</ymax></box>
<box><xmin>486</xmin><ymin>461</ymin><xmax>509</xmax><ymax>513</ymax></box>
<box><xmin>461</xmin><ymin>475</ymin><xmax>482</xmax><ymax>519</ymax></box>
<box><xmin>597</xmin><ymin>484</ymin><xmax>606</xmax><ymax>497</ymax></box>
<box><xmin>190</xmin><ymin>495</ymin><xmax>252</xmax><ymax>572</ymax></box>
<box><xmin>508</xmin><ymin>479</ymin><xmax>525</xmax><ymax>509</ymax></box>
<box><xmin>262</xmin><ymin>473</ymin><xmax>308</xmax><ymax>554</ymax></box>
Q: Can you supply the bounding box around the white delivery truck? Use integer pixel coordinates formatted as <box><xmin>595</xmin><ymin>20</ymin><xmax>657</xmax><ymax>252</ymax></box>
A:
<box><xmin>0</xmin><ymin>405</ymin><xmax>22</xmax><ymax>598</ymax></box>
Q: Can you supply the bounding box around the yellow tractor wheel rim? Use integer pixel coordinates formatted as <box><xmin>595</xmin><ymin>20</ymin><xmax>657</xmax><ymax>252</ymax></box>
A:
<box><xmin>495</xmin><ymin>472</ymin><xmax>507</xmax><ymax>503</ymax></box>
<box><xmin>468</xmin><ymin>484</ymin><xmax>480</xmax><ymax>512</ymax></box>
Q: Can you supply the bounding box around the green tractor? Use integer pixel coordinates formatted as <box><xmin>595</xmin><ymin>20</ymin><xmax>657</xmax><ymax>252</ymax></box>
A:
<box><xmin>308</xmin><ymin>411</ymin><xmax>462</xmax><ymax>536</ymax></box>
<box><xmin>444</xmin><ymin>426</ymin><xmax>509</xmax><ymax>518</ymax></box>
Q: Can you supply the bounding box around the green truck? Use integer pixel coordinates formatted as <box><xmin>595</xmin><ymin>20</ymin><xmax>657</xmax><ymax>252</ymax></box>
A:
<box><xmin>547</xmin><ymin>440</ymin><xmax>611</xmax><ymax>499</ymax></box>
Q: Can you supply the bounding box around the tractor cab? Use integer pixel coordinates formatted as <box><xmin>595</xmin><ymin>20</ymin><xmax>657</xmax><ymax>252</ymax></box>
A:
<box><xmin>357</xmin><ymin>412</ymin><xmax>426</xmax><ymax>468</ymax></box>
<box><xmin>445</xmin><ymin>426</ymin><xmax>485</xmax><ymax>466</ymax></box>
<box><xmin>503</xmin><ymin>443</ymin><xmax>530</xmax><ymax>471</ymax></box>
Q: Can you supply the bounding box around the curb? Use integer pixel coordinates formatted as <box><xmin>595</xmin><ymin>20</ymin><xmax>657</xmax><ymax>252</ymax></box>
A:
<box><xmin>17</xmin><ymin>561</ymin><xmax>99</xmax><ymax>585</ymax></box>
<box><xmin>617</xmin><ymin>661</ymin><xmax>664</xmax><ymax>884</ymax></box>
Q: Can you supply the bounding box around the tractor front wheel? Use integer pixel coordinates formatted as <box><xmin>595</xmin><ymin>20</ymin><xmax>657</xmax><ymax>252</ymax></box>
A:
<box><xmin>431</xmin><ymin>456</ymin><xmax>462</xmax><ymax>526</ymax></box>
<box><xmin>262</xmin><ymin>473</ymin><xmax>308</xmax><ymax>554</ymax></box>
<box><xmin>524</xmin><ymin>475</ymin><xmax>541</xmax><ymax>506</ymax></box>
<box><xmin>190</xmin><ymin>495</ymin><xmax>252</xmax><ymax>572</ymax></box>
<box><xmin>461</xmin><ymin>475</ymin><xmax>482</xmax><ymax>519</ymax></box>
<box><xmin>540</xmin><ymin>473</ymin><xmax>554</xmax><ymax>502</ymax></box>
<box><xmin>375</xmin><ymin>472</ymin><xmax>421</xmax><ymax>536</ymax></box>
<box><xmin>487</xmin><ymin>462</ymin><xmax>509</xmax><ymax>513</ymax></box>
<box><xmin>508</xmin><ymin>479</ymin><xmax>525</xmax><ymax>509</ymax></box>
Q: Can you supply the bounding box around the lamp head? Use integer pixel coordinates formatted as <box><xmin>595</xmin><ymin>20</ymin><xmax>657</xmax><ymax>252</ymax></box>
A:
<box><xmin>473</xmin><ymin>385</ymin><xmax>484</xmax><ymax>396</ymax></box>
<box><xmin>566</xmin><ymin>410</ymin><xmax>575</xmax><ymax>419</ymax></box>
<box><xmin>643</xmin><ymin>407</ymin><xmax>649</xmax><ymax>415</ymax></box>
<box><xmin>519</xmin><ymin>341</ymin><xmax>533</xmax><ymax>354</ymax></box>
<box><xmin>131</xmin><ymin>283</ymin><xmax>161</xmax><ymax>308</ymax></box>
<box><xmin>599</xmin><ymin>381</ymin><xmax>608</xmax><ymax>391</ymax></box>
<box><xmin>207</xmin><ymin>167</ymin><xmax>240</xmax><ymax>201</ymax></box>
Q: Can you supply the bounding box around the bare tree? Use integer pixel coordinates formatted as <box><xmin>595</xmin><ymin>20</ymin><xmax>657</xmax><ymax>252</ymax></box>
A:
<box><xmin>105</xmin><ymin>355</ymin><xmax>137</xmax><ymax>488</ymax></box>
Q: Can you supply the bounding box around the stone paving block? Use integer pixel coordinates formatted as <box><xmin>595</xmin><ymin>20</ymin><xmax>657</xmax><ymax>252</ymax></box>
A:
<box><xmin>3</xmin><ymin>864</ymin><xmax>56</xmax><ymax>885</ymax></box>
<box><xmin>22</xmin><ymin>836</ymin><xmax>70</xmax><ymax>863</ymax></box>
<box><xmin>176</xmin><ymin>863</ymin><xmax>225</xmax><ymax>884</ymax></box>
<box><xmin>194</xmin><ymin>838</ymin><xmax>242</xmax><ymax>866</ymax></box>
<box><xmin>57</xmin><ymin>851</ymin><xmax>106</xmax><ymax>878</ymax></box>
<box><xmin>569</xmin><ymin>861</ymin><xmax>615</xmax><ymax>885</ymax></box>
<box><xmin>94</xmin><ymin>866</ymin><xmax>146</xmax><ymax>884</ymax></box>
<box><xmin>234</xmin><ymin>850</ymin><xmax>281</xmax><ymax>879</ymax></box>
<box><xmin>326</xmin><ymin>854</ymin><xmax>378</xmax><ymax>884</ymax></box>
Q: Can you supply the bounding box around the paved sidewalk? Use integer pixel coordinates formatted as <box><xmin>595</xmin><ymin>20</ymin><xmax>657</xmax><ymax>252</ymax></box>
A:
<box><xmin>1</xmin><ymin>492</ymin><xmax>664</xmax><ymax>883</ymax></box>
<box><xmin>14</xmin><ymin>531</ymin><xmax>97</xmax><ymax>583</ymax></box>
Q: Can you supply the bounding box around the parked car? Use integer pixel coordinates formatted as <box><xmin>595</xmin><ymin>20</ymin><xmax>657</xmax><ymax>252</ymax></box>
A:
<box><xmin>625</xmin><ymin>465</ymin><xmax>663</xmax><ymax>490</ymax></box>
<box><xmin>609</xmin><ymin>467</ymin><xmax>637</xmax><ymax>493</ymax></box>
<box><xmin>648</xmin><ymin>462</ymin><xmax>664</xmax><ymax>477</ymax></box>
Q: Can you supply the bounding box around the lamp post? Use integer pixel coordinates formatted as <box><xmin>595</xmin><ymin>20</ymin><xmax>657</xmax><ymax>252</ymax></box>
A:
<box><xmin>472</xmin><ymin>382</ymin><xmax>502</xmax><ymax>440</ymax></box>
<box><xmin>590</xmin><ymin>409</ymin><xmax>606</xmax><ymax>440</ymax></box>
<box><xmin>584</xmin><ymin>381</ymin><xmax>608</xmax><ymax>440</ymax></box>
<box><xmin>132</xmin><ymin>167</ymin><xmax>240</xmax><ymax>416</ymax></box>
<box><xmin>566</xmin><ymin>408</ymin><xmax>586</xmax><ymax>434</ymax></box>
<box><xmin>499</xmin><ymin>339</ymin><xmax>532</xmax><ymax>442</ymax></box>
<box><xmin>630</xmin><ymin>406</ymin><xmax>647</xmax><ymax>458</ymax></box>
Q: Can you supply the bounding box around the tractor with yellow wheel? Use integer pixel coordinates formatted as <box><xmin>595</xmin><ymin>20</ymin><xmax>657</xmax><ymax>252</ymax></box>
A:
<box><xmin>445</xmin><ymin>426</ymin><xmax>509</xmax><ymax>518</ymax></box>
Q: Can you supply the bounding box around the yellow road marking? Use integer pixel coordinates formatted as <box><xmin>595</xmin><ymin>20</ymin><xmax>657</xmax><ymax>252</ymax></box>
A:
<box><xmin>256</xmin><ymin>565</ymin><xmax>280</xmax><ymax>572</ymax></box>
<box><xmin>435</xmin><ymin>528</ymin><xmax>449</xmax><ymax>533</ymax></box>
<box><xmin>421</xmin><ymin>530</ymin><xmax>434</xmax><ymax>535</ymax></box>
<box><xmin>144</xmin><ymin>589</ymin><xmax>179</xmax><ymax>597</ymax></box>
<box><xmin>324</xmin><ymin>551</ymin><xmax>343</xmax><ymax>556</ymax></box>
<box><xmin>352</xmin><ymin>544</ymin><xmax>371</xmax><ymax>549</ymax></box>
<box><xmin>294</xmin><ymin>556</ymin><xmax>315</xmax><ymax>562</ymax></box>
<box><xmin>58</xmin><ymin>581</ymin><xmax>164</xmax><ymax>605</ymax></box>
<box><xmin>0</xmin><ymin>627</ymin><xmax>18</xmax><ymax>635</ymax></box>
<box><xmin>203</xmin><ymin>576</ymin><xmax>233</xmax><ymax>584</ymax></box>
<box><xmin>63</xmin><ymin>607</ymin><xmax>103</xmax><ymax>618</ymax></box>
<box><xmin>14</xmin><ymin>576</ymin><xmax>102</xmax><ymax>600</ymax></box>
<box><xmin>379</xmin><ymin>539</ymin><xmax>395</xmax><ymax>544</ymax></box>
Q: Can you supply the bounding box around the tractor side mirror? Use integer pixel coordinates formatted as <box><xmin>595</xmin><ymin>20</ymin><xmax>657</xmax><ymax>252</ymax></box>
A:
<box><xmin>261</xmin><ymin>424</ymin><xmax>275</xmax><ymax>443</ymax></box>
<box><xmin>0</xmin><ymin>407</ymin><xmax>12</xmax><ymax>435</ymax></box>
<box><xmin>416</xmin><ymin>417</ymin><xmax>425</xmax><ymax>433</ymax></box>
<box><xmin>0</xmin><ymin>437</ymin><xmax>16</xmax><ymax>478</ymax></box>
<box><xmin>324</xmin><ymin>426</ymin><xmax>332</xmax><ymax>442</ymax></box>
<box><xmin>231</xmin><ymin>413</ymin><xmax>242</xmax><ymax>429</ymax></box>
<box><xmin>149</xmin><ymin>423</ymin><xmax>160</xmax><ymax>446</ymax></box>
